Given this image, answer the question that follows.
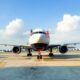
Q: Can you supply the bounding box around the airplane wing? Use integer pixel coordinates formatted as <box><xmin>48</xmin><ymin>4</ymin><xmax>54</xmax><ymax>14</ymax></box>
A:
<box><xmin>63</xmin><ymin>42</ymin><xmax>80</xmax><ymax>46</ymax></box>
<box><xmin>48</xmin><ymin>42</ymin><xmax>80</xmax><ymax>48</ymax></box>
<box><xmin>48</xmin><ymin>44</ymin><xmax>60</xmax><ymax>48</ymax></box>
<box><xmin>48</xmin><ymin>42</ymin><xmax>80</xmax><ymax>53</ymax></box>
<box><xmin>0</xmin><ymin>43</ymin><xmax>33</xmax><ymax>53</ymax></box>
<box><xmin>0</xmin><ymin>42</ymin><xmax>79</xmax><ymax>53</ymax></box>
<box><xmin>0</xmin><ymin>42</ymin><xmax>79</xmax><ymax>48</ymax></box>
<box><xmin>0</xmin><ymin>44</ymin><xmax>32</xmax><ymax>49</ymax></box>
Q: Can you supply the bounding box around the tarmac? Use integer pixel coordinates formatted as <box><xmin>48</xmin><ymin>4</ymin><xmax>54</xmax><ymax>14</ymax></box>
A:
<box><xmin>0</xmin><ymin>51</ymin><xmax>80</xmax><ymax>67</ymax></box>
<box><xmin>0</xmin><ymin>51</ymin><xmax>80</xmax><ymax>80</ymax></box>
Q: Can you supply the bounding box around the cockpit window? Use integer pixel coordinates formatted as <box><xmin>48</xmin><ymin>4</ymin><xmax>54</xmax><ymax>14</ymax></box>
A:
<box><xmin>32</xmin><ymin>31</ymin><xmax>45</xmax><ymax>34</ymax></box>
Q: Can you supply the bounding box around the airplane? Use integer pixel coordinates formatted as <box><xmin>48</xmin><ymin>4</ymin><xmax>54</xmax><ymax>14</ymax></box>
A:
<box><xmin>0</xmin><ymin>28</ymin><xmax>80</xmax><ymax>59</ymax></box>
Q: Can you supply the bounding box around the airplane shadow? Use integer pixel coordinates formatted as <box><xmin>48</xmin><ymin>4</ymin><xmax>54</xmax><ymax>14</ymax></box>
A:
<box><xmin>22</xmin><ymin>54</ymin><xmax>80</xmax><ymax>60</ymax></box>
<box><xmin>43</xmin><ymin>54</ymin><xmax>80</xmax><ymax>60</ymax></box>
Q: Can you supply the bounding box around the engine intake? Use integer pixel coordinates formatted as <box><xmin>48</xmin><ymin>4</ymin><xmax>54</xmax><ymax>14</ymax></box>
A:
<box><xmin>13</xmin><ymin>46</ymin><xmax>21</xmax><ymax>54</ymax></box>
<box><xmin>59</xmin><ymin>46</ymin><xmax>68</xmax><ymax>53</ymax></box>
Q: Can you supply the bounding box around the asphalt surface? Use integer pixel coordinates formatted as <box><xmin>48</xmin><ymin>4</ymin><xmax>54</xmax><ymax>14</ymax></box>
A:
<box><xmin>0</xmin><ymin>66</ymin><xmax>80</xmax><ymax>80</ymax></box>
<box><xmin>0</xmin><ymin>52</ymin><xmax>80</xmax><ymax>80</ymax></box>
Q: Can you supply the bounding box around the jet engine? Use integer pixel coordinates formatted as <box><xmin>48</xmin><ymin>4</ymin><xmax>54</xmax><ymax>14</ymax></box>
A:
<box><xmin>12</xmin><ymin>46</ymin><xmax>21</xmax><ymax>54</ymax></box>
<box><xmin>59</xmin><ymin>46</ymin><xmax>68</xmax><ymax>53</ymax></box>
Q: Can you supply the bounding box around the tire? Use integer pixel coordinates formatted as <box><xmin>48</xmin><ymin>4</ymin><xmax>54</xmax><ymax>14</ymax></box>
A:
<box><xmin>40</xmin><ymin>55</ymin><xmax>42</xmax><ymax>59</ymax></box>
<box><xmin>37</xmin><ymin>55</ymin><xmax>42</xmax><ymax>59</ymax></box>
<box><xmin>27</xmin><ymin>53</ymin><xmax>32</xmax><ymax>56</ymax></box>
<box><xmin>37</xmin><ymin>55</ymin><xmax>40</xmax><ymax>59</ymax></box>
<box><xmin>49</xmin><ymin>53</ymin><xmax>54</xmax><ymax>57</ymax></box>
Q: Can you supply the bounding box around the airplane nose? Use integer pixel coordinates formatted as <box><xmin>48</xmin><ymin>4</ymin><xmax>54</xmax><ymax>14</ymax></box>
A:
<box><xmin>29</xmin><ymin>33</ymin><xmax>49</xmax><ymax>45</ymax></box>
<box><xmin>29</xmin><ymin>34</ymin><xmax>44</xmax><ymax>44</ymax></box>
<box><xmin>36</xmin><ymin>34</ymin><xmax>43</xmax><ymax>43</ymax></box>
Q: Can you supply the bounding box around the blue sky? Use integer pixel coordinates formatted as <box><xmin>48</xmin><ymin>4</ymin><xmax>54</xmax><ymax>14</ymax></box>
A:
<box><xmin>0</xmin><ymin>0</ymin><xmax>80</xmax><ymax>29</ymax></box>
<box><xmin>0</xmin><ymin>0</ymin><xmax>80</xmax><ymax>48</ymax></box>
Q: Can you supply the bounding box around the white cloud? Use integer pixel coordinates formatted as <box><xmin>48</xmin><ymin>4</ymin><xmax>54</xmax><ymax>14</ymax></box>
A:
<box><xmin>0</xmin><ymin>18</ymin><xmax>23</xmax><ymax>38</ymax></box>
<box><xmin>56</xmin><ymin>14</ymin><xmax>80</xmax><ymax>32</ymax></box>
<box><xmin>52</xmin><ymin>14</ymin><xmax>80</xmax><ymax>44</ymax></box>
<box><xmin>0</xmin><ymin>18</ymin><xmax>26</xmax><ymax>45</ymax></box>
<box><xmin>0</xmin><ymin>14</ymin><xmax>80</xmax><ymax>45</ymax></box>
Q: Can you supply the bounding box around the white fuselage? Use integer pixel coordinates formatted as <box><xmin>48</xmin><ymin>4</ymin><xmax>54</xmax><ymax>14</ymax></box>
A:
<box><xmin>29</xmin><ymin>33</ymin><xmax>49</xmax><ymax>45</ymax></box>
<box><xmin>29</xmin><ymin>29</ymin><xmax>50</xmax><ymax>50</ymax></box>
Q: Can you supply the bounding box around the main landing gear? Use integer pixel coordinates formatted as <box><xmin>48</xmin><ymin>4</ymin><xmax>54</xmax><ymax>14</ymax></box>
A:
<box><xmin>27</xmin><ymin>49</ymin><xmax>32</xmax><ymax>57</ymax></box>
<box><xmin>49</xmin><ymin>48</ymin><xmax>54</xmax><ymax>57</ymax></box>
<box><xmin>27</xmin><ymin>53</ymin><xmax>32</xmax><ymax>56</ymax></box>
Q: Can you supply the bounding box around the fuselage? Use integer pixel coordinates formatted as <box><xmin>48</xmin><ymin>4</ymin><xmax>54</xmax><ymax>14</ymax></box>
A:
<box><xmin>29</xmin><ymin>29</ymin><xmax>50</xmax><ymax>51</ymax></box>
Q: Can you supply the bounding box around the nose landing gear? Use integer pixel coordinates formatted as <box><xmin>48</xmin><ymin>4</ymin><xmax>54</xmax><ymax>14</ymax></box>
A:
<box><xmin>37</xmin><ymin>55</ymin><xmax>42</xmax><ymax>59</ymax></box>
<box><xmin>37</xmin><ymin>50</ymin><xmax>42</xmax><ymax>59</ymax></box>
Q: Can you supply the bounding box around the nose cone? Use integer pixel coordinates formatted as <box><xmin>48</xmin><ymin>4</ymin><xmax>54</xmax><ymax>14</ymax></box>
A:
<box><xmin>29</xmin><ymin>34</ymin><xmax>49</xmax><ymax>45</ymax></box>
<box><xmin>36</xmin><ymin>34</ymin><xmax>44</xmax><ymax>42</ymax></box>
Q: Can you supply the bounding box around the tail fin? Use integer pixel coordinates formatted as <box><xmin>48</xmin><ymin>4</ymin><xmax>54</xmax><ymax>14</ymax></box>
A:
<box><xmin>30</xmin><ymin>29</ymin><xmax>33</xmax><ymax>36</ymax></box>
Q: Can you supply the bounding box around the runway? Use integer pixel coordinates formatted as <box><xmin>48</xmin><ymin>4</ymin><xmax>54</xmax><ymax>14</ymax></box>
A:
<box><xmin>0</xmin><ymin>51</ymin><xmax>80</xmax><ymax>80</ymax></box>
<box><xmin>0</xmin><ymin>51</ymin><xmax>80</xmax><ymax>67</ymax></box>
<box><xmin>0</xmin><ymin>66</ymin><xmax>80</xmax><ymax>80</ymax></box>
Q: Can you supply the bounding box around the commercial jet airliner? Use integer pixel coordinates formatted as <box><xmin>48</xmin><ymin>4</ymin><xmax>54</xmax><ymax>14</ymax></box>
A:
<box><xmin>0</xmin><ymin>28</ymin><xmax>79</xmax><ymax>59</ymax></box>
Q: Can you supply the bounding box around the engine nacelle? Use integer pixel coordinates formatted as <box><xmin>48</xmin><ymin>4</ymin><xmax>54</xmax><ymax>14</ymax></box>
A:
<box><xmin>12</xmin><ymin>46</ymin><xmax>21</xmax><ymax>54</ymax></box>
<box><xmin>59</xmin><ymin>46</ymin><xmax>68</xmax><ymax>53</ymax></box>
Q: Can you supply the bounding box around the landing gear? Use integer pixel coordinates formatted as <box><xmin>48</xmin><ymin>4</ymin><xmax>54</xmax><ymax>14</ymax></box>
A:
<box><xmin>27</xmin><ymin>49</ymin><xmax>32</xmax><ymax>57</ymax></box>
<box><xmin>49</xmin><ymin>53</ymin><xmax>54</xmax><ymax>57</ymax></box>
<box><xmin>37</xmin><ymin>50</ymin><xmax>42</xmax><ymax>59</ymax></box>
<box><xmin>49</xmin><ymin>48</ymin><xmax>54</xmax><ymax>57</ymax></box>
<box><xmin>27</xmin><ymin>53</ymin><xmax>32</xmax><ymax>56</ymax></box>
<box><xmin>37</xmin><ymin>55</ymin><xmax>42</xmax><ymax>59</ymax></box>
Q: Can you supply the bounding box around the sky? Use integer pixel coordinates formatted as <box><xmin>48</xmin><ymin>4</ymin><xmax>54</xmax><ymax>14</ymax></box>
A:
<box><xmin>0</xmin><ymin>0</ymin><xmax>80</xmax><ymax>49</ymax></box>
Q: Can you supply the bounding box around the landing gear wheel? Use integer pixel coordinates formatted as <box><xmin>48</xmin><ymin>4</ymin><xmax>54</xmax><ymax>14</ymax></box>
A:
<box><xmin>37</xmin><ymin>55</ymin><xmax>42</xmax><ymax>59</ymax></box>
<box><xmin>27</xmin><ymin>53</ymin><xmax>32</xmax><ymax>56</ymax></box>
<box><xmin>37</xmin><ymin>55</ymin><xmax>39</xmax><ymax>59</ymax></box>
<box><xmin>49</xmin><ymin>53</ymin><xmax>54</xmax><ymax>57</ymax></box>
<box><xmin>40</xmin><ymin>55</ymin><xmax>42</xmax><ymax>59</ymax></box>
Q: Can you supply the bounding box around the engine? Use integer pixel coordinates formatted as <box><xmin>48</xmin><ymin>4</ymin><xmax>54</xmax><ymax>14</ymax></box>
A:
<box><xmin>12</xmin><ymin>46</ymin><xmax>21</xmax><ymax>54</ymax></box>
<box><xmin>59</xmin><ymin>46</ymin><xmax>68</xmax><ymax>53</ymax></box>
